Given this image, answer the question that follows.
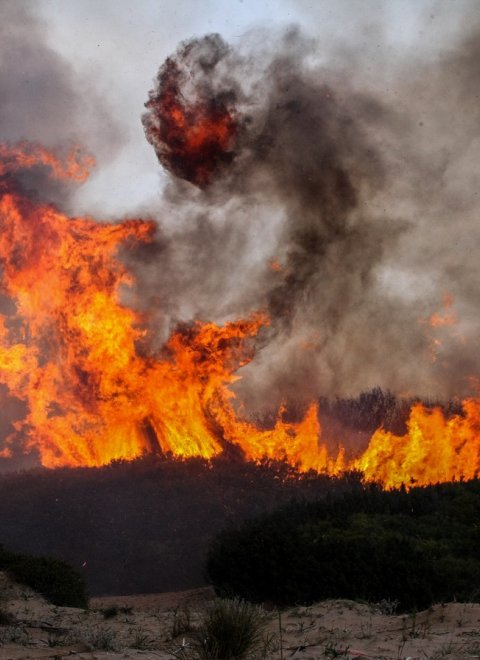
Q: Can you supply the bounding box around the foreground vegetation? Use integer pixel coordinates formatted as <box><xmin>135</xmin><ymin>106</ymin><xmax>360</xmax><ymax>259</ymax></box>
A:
<box><xmin>0</xmin><ymin>388</ymin><xmax>475</xmax><ymax>600</ymax></box>
<box><xmin>0</xmin><ymin>455</ymin><xmax>362</xmax><ymax>595</ymax></box>
<box><xmin>190</xmin><ymin>598</ymin><xmax>274</xmax><ymax>659</ymax></box>
<box><xmin>0</xmin><ymin>545</ymin><xmax>88</xmax><ymax>608</ymax></box>
<box><xmin>207</xmin><ymin>479</ymin><xmax>480</xmax><ymax>611</ymax></box>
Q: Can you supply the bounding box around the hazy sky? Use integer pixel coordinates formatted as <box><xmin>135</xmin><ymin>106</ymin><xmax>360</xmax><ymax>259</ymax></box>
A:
<box><xmin>26</xmin><ymin>0</ymin><xmax>473</xmax><ymax>217</ymax></box>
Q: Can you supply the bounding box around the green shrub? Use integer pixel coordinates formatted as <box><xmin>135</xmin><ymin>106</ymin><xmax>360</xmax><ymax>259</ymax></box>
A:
<box><xmin>0</xmin><ymin>545</ymin><xmax>88</xmax><ymax>608</ymax></box>
<box><xmin>206</xmin><ymin>480</ymin><xmax>480</xmax><ymax>611</ymax></box>
<box><xmin>192</xmin><ymin>598</ymin><xmax>273</xmax><ymax>659</ymax></box>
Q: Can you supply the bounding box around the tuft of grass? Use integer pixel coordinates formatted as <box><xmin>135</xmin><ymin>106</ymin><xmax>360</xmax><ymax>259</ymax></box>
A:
<box><xmin>324</xmin><ymin>641</ymin><xmax>350</xmax><ymax>658</ymax></box>
<box><xmin>81</xmin><ymin>625</ymin><xmax>120</xmax><ymax>651</ymax></box>
<box><xmin>376</xmin><ymin>598</ymin><xmax>399</xmax><ymax>616</ymax></box>
<box><xmin>130</xmin><ymin>627</ymin><xmax>155</xmax><ymax>650</ymax></box>
<box><xmin>171</xmin><ymin>605</ymin><xmax>193</xmax><ymax>638</ymax></box>
<box><xmin>46</xmin><ymin>631</ymin><xmax>71</xmax><ymax>648</ymax></box>
<box><xmin>191</xmin><ymin>597</ymin><xmax>274</xmax><ymax>660</ymax></box>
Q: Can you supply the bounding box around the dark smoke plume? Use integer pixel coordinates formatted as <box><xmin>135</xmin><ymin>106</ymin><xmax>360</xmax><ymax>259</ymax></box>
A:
<box><xmin>143</xmin><ymin>34</ymin><xmax>238</xmax><ymax>187</ymax></box>
<box><xmin>141</xmin><ymin>22</ymin><xmax>480</xmax><ymax>409</ymax></box>
<box><xmin>141</xmin><ymin>30</ymin><xmax>394</xmax><ymax>404</ymax></box>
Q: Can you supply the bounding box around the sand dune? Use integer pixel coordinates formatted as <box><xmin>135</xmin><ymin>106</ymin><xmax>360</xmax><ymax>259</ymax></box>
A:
<box><xmin>1</xmin><ymin>572</ymin><xmax>480</xmax><ymax>659</ymax></box>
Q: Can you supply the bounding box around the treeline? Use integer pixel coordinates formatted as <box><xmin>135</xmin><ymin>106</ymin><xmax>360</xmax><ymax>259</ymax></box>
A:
<box><xmin>207</xmin><ymin>479</ymin><xmax>480</xmax><ymax>611</ymax></box>
<box><xmin>0</xmin><ymin>456</ymin><xmax>362</xmax><ymax>595</ymax></box>
<box><xmin>319</xmin><ymin>386</ymin><xmax>463</xmax><ymax>435</ymax></box>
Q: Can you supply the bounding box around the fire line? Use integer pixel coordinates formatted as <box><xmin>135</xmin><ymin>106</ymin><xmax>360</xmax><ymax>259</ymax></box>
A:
<box><xmin>0</xmin><ymin>142</ymin><xmax>479</xmax><ymax>489</ymax></box>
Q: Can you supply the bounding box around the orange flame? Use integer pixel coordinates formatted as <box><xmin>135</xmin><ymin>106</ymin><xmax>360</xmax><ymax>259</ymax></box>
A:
<box><xmin>0</xmin><ymin>142</ymin><xmax>94</xmax><ymax>182</ymax></box>
<box><xmin>0</xmin><ymin>142</ymin><xmax>335</xmax><ymax>470</ymax></box>
<box><xmin>0</xmin><ymin>142</ymin><xmax>479</xmax><ymax>487</ymax></box>
<box><xmin>429</xmin><ymin>293</ymin><xmax>457</xmax><ymax>328</ymax></box>
<box><xmin>355</xmin><ymin>400</ymin><xmax>480</xmax><ymax>489</ymax></box>
<box><xmin>269</xmin><ymin>259</ymin><xmax>283</xmax><ymax>273</ymax></box>
<box><xmin>422</xmin><ymin>292</ymin><xmax>464</xmax><ymax>363</ymax></box>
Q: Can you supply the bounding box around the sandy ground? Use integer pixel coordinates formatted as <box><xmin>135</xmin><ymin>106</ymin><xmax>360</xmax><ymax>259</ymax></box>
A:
<box><xmin>1</xmin><ymin>572</ymin><xmax>480</xmax><ymax>659</ymax></box>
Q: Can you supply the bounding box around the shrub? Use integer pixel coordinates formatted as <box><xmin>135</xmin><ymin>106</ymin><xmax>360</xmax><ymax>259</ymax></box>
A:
<box><xmin>0</xmin><ymin>545</ymin><xmax>88</xmax><ymax>608</ymax></box>
<box><xmin>130</xmin><ymin>627</ymin><xmax>156</xmax><ymax>650</ymax></box>
<box><xmin>81</xmin><ymin>626</ymin><xmax>119</xmax><ymax>651</ymax></box>
<box><xmin>191</xmin><ymin>598</ymin><xmax>273</xmax><ymax>659</ymax></box>
<box><xmin>206</xmin><ymin>480</ymin><xmax>480</xmax><ymax>611</ymax></box>
<box><xmin>101</xmin><ymin>605</ymin><xmax>119</xmax><ymax>619</ymax></box>
<box><xmin>0</xmin><ymin>625</ymin><xmax>29</xmax><ymax>645</ymax></box>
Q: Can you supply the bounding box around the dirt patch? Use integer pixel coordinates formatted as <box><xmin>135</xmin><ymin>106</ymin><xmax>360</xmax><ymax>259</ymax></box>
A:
<box><xmin>1</xmin><ymin>572</ymin><xmax>480</xmax><ymax>658</ymax></box>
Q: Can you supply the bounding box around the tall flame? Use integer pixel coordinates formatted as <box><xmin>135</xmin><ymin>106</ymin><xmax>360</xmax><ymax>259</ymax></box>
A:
<box><xmin>355</xmin><ymin>400</ymin><xmax>480</xmax><ymax>489</ymax></box>
<box><xmin>0</xmin><ymin>142</ymin><xmax>335</xmax><ymax>470</ymax></box>
<box><xmin>0</xmin><ymin>142</ymin><xmax>479</xmax><ymax>487</ymax></box>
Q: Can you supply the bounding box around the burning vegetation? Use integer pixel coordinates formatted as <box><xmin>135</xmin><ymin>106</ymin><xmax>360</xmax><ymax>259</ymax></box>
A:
<box><xmin>0</xmin><ymin>30</ymin><xmax>479</xmax><ymax>490</ymax></box>
<box><xmin>0</xmin><ymin>142</ymin><xmax>338</xmax><ymax>472</ymax></box>
<box><xmin>0</xmin><ymin>140</ymin><xmax>478</xmax><ymax>488</ymax></box>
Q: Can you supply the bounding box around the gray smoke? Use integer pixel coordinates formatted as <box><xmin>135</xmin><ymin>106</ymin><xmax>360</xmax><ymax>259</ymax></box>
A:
<box><xmin>0</xmin><ymin>1</ymin><xmax>123</xmax><ymax>209</ymax></box>
<box><xmin>137</xmin><ymin>16</ymin><xmax>480</xmax><ymax>412</ymax></box>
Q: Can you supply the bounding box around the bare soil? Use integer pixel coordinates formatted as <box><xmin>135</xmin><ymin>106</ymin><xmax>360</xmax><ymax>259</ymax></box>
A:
<box><xmin>1</xmin><ymin>572</ymin><xmax>480</xmax><ymax>659</ymax></box>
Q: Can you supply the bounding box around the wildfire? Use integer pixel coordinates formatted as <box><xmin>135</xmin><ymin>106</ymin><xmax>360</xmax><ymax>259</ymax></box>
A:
<box><xmin>0</xmin><ymin>141</ymin><xmax>479</xmax><ymax>488</ymax></box>
<box><xmin>355</xmin><ymin>400</ymin><xmax>480</xmax><ymax>489</ymax></box>
<box><xmin>0</xmin><ymin>142</ymin><xmax>335</xmax><ymax>470</ymax></box>
<box><xmin>0</xmin><ymin>142</ymin><xmax>94</xmax><ymax>183</ymax></box>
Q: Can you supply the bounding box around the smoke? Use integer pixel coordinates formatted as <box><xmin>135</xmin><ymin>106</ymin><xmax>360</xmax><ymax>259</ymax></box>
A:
<box><xmin>143</xmin><ymin>33</ymin><xmax>238</xmax><ymax>187</ymax></box>
<box><xmin>138</xmin><ymin>17</ymin><xmax>480</xmax><ymax>410</ymax></box>
<box><xmin>0</xmin><ymin>1</ymin><xmax>122</xmax><ymax>209</ymax></box>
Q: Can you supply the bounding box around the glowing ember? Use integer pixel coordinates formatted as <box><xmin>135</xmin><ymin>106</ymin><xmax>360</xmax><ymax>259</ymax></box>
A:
<box><xmin>0</xmin><ymin>141</ymin><xmax>479</xmax><ymax>488</ymax></box>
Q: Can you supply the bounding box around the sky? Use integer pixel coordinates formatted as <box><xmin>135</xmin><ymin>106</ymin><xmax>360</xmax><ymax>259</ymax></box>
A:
<box><xmin>2</xmin><ymin>0</ymin><xmax>480</xmax><ymax>408</ymax></box>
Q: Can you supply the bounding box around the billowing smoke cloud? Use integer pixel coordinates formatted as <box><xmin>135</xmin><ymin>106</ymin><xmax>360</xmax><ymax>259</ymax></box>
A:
<box><xmin>139</xmin><ymin>20</ymin><xmax>480</xmax><ymax>410</ymax></box>
<box><xmin>143</xmin><ymin>34</ymin><xmax>238</xmax><ymax>187</ymax></box>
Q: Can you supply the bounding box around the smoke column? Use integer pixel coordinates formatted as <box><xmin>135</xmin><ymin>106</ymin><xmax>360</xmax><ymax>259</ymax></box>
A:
<box><xmin>140</xmin><ymin>21</ymin><xmax>480</xmax><ymax>412</ymax></box>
